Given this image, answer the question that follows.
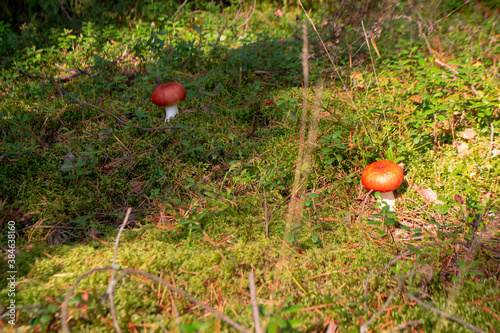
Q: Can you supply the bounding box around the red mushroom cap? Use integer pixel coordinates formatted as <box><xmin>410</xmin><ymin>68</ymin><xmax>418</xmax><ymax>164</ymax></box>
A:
<box><xmin>361</xmin><ymin>160</ymin><xmax>403</xmax><ymax>192</ymax></box>
<box><xmin>150</xmin><ymin>82</ymin><xmax>186</xmax><ymax>106</ymax></box>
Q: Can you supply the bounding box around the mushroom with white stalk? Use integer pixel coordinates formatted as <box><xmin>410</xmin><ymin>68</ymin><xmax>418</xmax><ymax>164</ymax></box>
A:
<box><xmin>361</xmin><ymin>160</ymin><xmax>403</xmax><ymax>211</ymax></box>
<box><xmin>150</xmin><ymin>82</ymin><xmax>186</xmax><ymax>122</ymax></box>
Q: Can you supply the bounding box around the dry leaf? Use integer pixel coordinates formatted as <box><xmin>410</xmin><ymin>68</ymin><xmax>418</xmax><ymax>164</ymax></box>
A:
<box><xmin>458</xmin><ymin>128</ymin><xmax>477</xmax><ymax>140</ymax></box>
<box><xmin>408</xmin><ymin>95</ymin><xmax>422</xmax><ymax>104</ymax></box>
<box><xmin>350</xmin><ymin>72</ymin><xmax>364</xmax><ymax>88</ymax></box>
<box><xmin>453</xmin><ymin>141</ymin><xmax>470</xmax><ymax>156</ymax></box>
<box><xmin>454</xmin><ymin>194</ymin><xmax>464</xmax><ymax>205</ymax></box>
<box><xmin>370</xmin><ymin>37</ymin><xmax>381</xmax><ymax>57</ymax></box>
<box><xmin>411</xmin><ymin>185</ymin><xmax>444</xmax><ymax>205</ymax></box>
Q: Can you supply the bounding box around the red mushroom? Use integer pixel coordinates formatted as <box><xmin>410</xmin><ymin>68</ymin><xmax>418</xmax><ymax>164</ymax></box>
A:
<box><xmin>361</xmin><ymin>160</ymin><xmax>403</xmax><ymax>211</ymax></box>
<box><xmin>150</xmin><ymin>82</ymin><xmax>186</xmax><ymax>122</ymax></box>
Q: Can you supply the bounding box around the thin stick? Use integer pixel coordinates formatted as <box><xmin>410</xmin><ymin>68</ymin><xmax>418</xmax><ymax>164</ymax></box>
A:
<box><xmin>61</xmin><ymin>267</ymin><xmax>112</xmax><ymax>333</ymax></box>
<box><xmin>60</xmin><ymin>5</ymin><xmax>73</xmax><ymax>22</ymax></box>
<box><xmin>102</xmin><ymin>207</ymin><xmax>133</xmax><ymax>333</ymax></box>
<box><xmin>434</xmin><ymin>58</ymin><xmax>459</xmax><ymax>75</ymax></box>
<box><xmin>357</xmin><ymin>189</ymin><xmax>380</xmax><ymax>240</ymax></box>
<box><xmin>486</xmin><ymin>123</ymin><xmax>494</xmax><ymax>159</ymax></box>
<box><xmin>296</xmin><ymin>0</ymin><xmax>372</xmax><ymax>142</ymax></box>
<box><xmin>406</xmin><ymin>294</ymin><xmax>485</xmax><ymax>333</ymax></box>
<box><xmin>172</xmin><ymin>0</ymin><xmax>189</xmax><ymax>18</ymax></box>
<box><xmin>61</xmin><ymin>266</ymin><xmax>251</xmax><ymax>333</ymax></box>
<box><xmin>284</xmin><ymin>22</ymin><xmax>310</xmax><ymax>238</ymax></box>
<box><xmin>363</xmin><ymin>268</ymin><xmax>377</xmax><ymax>312</ymax></box>
<box><xmin>201</xmin><ymin>227</ymin><xmax>227</xmax><ymax>261</ymax></box>
<box><xmin>238</xmin><ymin>0</ymin><xmax>257</xmax><ymax>30</ymax></box>
<box><xmin>297</xmin><ymin>0</ymin><xmax>346</xmax><ymax>90</ymax></box>
<box><xmin>263</xmin><ymin>188</ymin><xmax>269</xmax><ymax>238</ymax></box>
<box><xmin>169</xmin><ymin>274</ymin><xmax>182</xmax><ymax>330</ymax></box>
<box><xmin>249</xmin><ymin>271</ymin><xmax>262</xmax><ymax>333</ymax></box>
<box><xmin>360</xmin><ymin>280</ymin><xmax>403</xmax><ymax>333</ymax></box>
<box><xmin>378</xmin><ymin>250</ymin><xmax>411</xmax><ymax>276</ymax></box>
<box><xmin>361</xmin><ymin>21</ymin><xmax>384</xmax><ymax>118</ymax></box>
<box><xmin>358</xmin><ymin>189</ymin><xmax>373</xmax><ymax>224</ymax></box>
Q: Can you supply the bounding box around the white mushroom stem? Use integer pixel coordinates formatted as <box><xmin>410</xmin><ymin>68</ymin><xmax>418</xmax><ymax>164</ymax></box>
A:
<box><xmin>378</xmin><ymin>191</ymin><xmax>396</xmax><ymax>211</ymax></box>
<box><xmin>164</xmin><ymin>104</ymin><xmax>179</xmax><ymax>122</ymax></box>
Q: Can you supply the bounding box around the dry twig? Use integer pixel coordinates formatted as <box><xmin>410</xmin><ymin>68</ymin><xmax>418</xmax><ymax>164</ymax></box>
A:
<box><xmin>238</xmin><ymin>0</ymin><xmax>257</xmax><ymax>30</ymax></box>
<box><xmin>406</xmin><ymin>293</ymin><xmax>485</xmax><ymax>333</ymax></box>
<box><xmin>61</xmin><ymin>266</ymin><xmax>251</xmax><ymax>333</ymax></box>
<box><xmin>486</xmin><ymin>123</ymin><xmax>495</xmax><ymax>159</ymax></box>
<box><xmin>360</xmin><ymin>280</ymin><xmax>403</xmax><ymax>333</ymax></box>
<box><xmin>249</xmin><ymin>271</ymin><xmax>262</xmax><ymax>333</ymax></box>
<box><xmin>101</xmin><ymin>207</ymin><xmax>133</xmax><ymax>333</ymax></box>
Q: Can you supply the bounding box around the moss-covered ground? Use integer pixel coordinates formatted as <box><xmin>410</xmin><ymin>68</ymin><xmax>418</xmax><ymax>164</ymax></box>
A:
<box><xmin>0</xmin><ymin>0</ymin><xmax>499</xmax><ymax>332</ymax></box>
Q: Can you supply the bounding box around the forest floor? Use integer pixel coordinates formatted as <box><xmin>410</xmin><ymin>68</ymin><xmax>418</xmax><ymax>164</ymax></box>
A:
<box><xmin>0</xmin><ymin>0</ymin><xmax>499</xmax><ymax>332</ymax></box>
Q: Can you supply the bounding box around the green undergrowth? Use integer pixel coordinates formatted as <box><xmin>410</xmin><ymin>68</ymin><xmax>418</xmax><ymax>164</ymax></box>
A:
<box><xmin>7</xmin><ymin>225</ymin><xmax>500</xmax><ymax>332</ymax></box>
<box><xmin>1</xmin><ymin>0</ymin><xmax>499</xmax><ymax>332</ymax></box>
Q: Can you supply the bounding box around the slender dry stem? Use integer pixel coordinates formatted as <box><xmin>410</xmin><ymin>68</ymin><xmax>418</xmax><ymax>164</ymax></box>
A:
<box><xmin>61</xmin><ymin>266</ymin><xmax>251</xmax><ymax>333</ymax></box>
<box><xmin>486</xmin><ymin>122</ymin><xmax>494</xmax><ymax>159</ymax></box>
<box><xmin>249</xmin><ymin>271</ymin><xmax>262</xmax><ymax>333</ymax></box>
<box><xmin>284</xmin><ymin>22</ymin><xmax>310</xmax><ymax>239</ymax></box>
<box><xmin>406</xmin><ymin>293</ymin><xmax>485</xmax><ymax>333</ymax></box>
<box><xmin>360</xmin><ymin>280</ymin><xmax>403</xmax><ymax>333</ymax></box>
<box><xmin>296</xmin><ymin>0</ymin><xmax>372</xmax><ymax>142</ymax></box>
<box><xmin>103</xmin><ymin>207</ymin><xmax>133</xmax><ymax>333</ymax></box>
<box><xmin>361</xmin><ymin>21</ymin><xmax>384</xmax><ymax>119</ymax></box>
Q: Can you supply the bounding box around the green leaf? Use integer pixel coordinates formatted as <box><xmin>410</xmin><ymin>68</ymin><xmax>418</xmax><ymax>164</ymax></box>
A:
<box><xmin>39</xmin><ymin>314</ymin><xmax>52</xmax><ymax>323</ymax></box>
<box><xmin>281</xmin><ymin>304</ymin><xmax>303</xmax><ymax>315</ymax></box>
<box><xmin>267</xmin><ymin>320</ymin><xmax>278</xmax><ymax>333</ymax></box>
<box><xmin>407</xmin><ymin>244</ymin><xmax>421</xmax><ymax>255</ymax></box>
<box><xmin>70</xmin><ymin>215</ymin><xmax>93</xmax><ymax>225</ymax></box>
<box><xmin>47</xmin><ymin>303</ymin><xmax>58</xmax><ymax>313</ymax></box>
<box><xmin>69</xmin><ymin>297</ymin><xmax>83</xmax><ymax>305</ymax></box>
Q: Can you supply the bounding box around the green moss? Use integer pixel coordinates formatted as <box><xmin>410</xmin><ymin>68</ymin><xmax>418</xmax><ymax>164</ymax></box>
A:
<box><xmin>1</xmin><ymin>0</ymin><xmax>499</xmax><ymax>331</ymax></box>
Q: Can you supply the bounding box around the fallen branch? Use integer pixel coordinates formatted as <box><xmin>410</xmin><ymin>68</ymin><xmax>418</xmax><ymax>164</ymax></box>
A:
<box><xmin>238</xmin><ymin>0</ymin><xmax>257</xmax><ymax>30</ymax></box>
<box><xmin>249</xmin><ymin>270</ymin><xmax>262</xmax><ymax>333</ymax></box>
<box><xmin>363</xmin><ymin>268</ymin><xmax>377</xmax><ymax>312</ymax></box>
<box><xmin>434</xmin><ymin>58</ymin><xmax>459</xmax><ymax>75</ymax></box>
<box><xmin>61</xmin><ymin>266</ymin><xmax>251</xmax><ymax>333</ymax></box>
<box><xmin>101</xmin><ymin>207</ymin><xmax>133</xmax><ymax>333</ymax></box>
<box><xmin>378</xmin><ymin>250</ymin><xmax>411</xmax><ymax>276</ymax></box>
<box><xmin>406</xmin><ymin>293</ymin><xmax>485</xmax><ymax>333</ymax></box>
<box><xmin>60</xmin><ymin>207</ymin><xmax>250</xmax><ymax>333</ymax></box>
<box><xmin>357</xmin><ymin>189</ymin><xmax>382</xmax><ymax>240</ymax></box>
<box><xmin>360</xmin><ymin>280</ymin><xmax>403</xmax><ymax>333</ymax></box>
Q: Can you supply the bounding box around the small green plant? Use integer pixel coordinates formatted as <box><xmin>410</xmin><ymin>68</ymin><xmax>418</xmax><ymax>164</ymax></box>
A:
<box><xmin>260</xmin><ymin>298</ymin><xmax>303</xmax><ymax>333</ymax></box>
